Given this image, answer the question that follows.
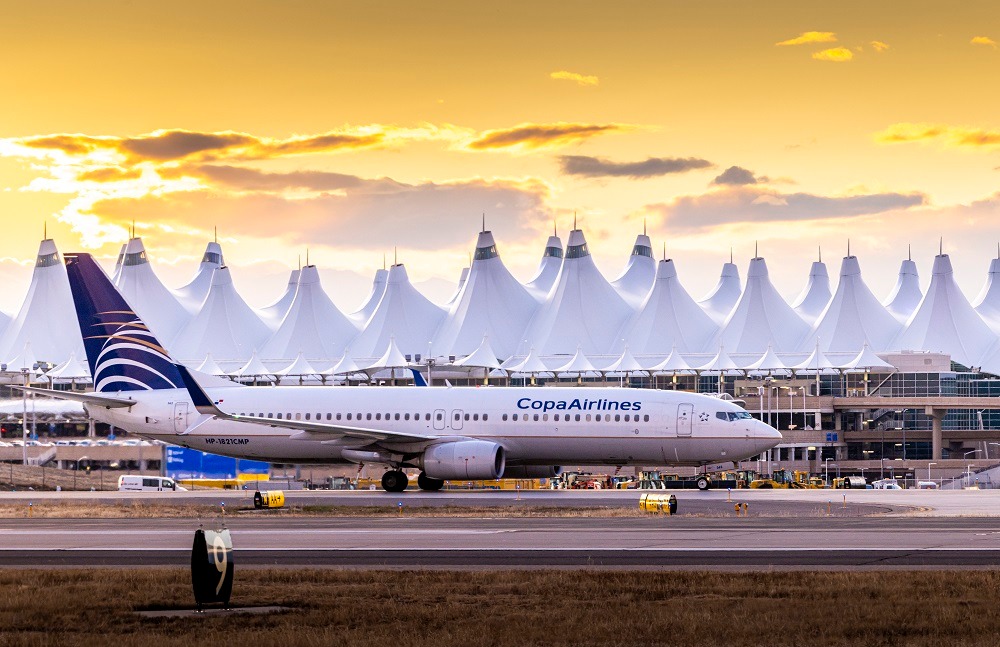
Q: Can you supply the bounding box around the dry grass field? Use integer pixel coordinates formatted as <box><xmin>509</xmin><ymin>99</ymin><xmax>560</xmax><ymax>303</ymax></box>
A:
<box><xmin>0</xmin><ymin>569</ymin><xmax>998</xmax><ymax>646</ymax></box>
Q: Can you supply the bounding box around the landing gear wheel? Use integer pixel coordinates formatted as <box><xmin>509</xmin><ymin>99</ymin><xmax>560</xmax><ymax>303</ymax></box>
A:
<box><xmin>381</xmin><ymin>470</ymin><xmax>408</xmax><ymax>493</ymax></box>
<box><xmin>417</xmin><ymin>472</ymin><xmax>445</xmax><ymax>491</ymax></box>
<box><xmin>696</xmin><ymin>476</ymin><xmax>710</xmax><ymax>491</ymax></box>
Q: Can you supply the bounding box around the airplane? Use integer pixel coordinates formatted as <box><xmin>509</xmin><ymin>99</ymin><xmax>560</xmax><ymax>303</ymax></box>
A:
<box><xmin>21</xmin><ymin>252</ymin><xmax>782</xmax><ymax>492</ymax></box>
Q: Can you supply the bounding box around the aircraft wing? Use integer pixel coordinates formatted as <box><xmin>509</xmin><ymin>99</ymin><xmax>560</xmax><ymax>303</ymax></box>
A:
<box><xmin>10</xmin><ymin>385</ymin><xmax>136</xmax><ymax>409</ymax></box>
<box><xmin>174</xmin><ymin>364</ymin><xmax>435</xmax><ymax>444</ymax></box>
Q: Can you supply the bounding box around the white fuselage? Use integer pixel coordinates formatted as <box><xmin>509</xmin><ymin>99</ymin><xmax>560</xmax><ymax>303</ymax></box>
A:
<box><xmin>88</xmin><ymin>385</ymin><xmax>782</xmax><ymax>467</ymax></box>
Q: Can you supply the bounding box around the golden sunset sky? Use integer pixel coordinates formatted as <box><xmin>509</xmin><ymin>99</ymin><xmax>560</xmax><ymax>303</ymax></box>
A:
<box><xmin>1</xmin><ymin>0</ymin><xmax>998</xmax><ymax>311</ymax></box>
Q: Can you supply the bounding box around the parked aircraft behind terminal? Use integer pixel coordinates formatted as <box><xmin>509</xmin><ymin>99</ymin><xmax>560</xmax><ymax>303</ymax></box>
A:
<box><xmin>21</xmin><ymin>253</ymin><xmax>782</xmax><ymax>492</ymax></box>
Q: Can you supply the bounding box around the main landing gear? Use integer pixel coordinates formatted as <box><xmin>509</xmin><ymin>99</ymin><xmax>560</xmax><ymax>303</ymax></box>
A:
<box><xmin>417</xmin><ymin>472</ymin><xmax>444</xmax><ymax>491</ymax></box>
<box><xmin>381</xmin><ymin>470</ymin><xmax>408</xmax><ymax>493</ymax></box>
<box><xmin>381</xmin><ymin>470</ymin><xmax>445</xmax><ymax>492</ymax></box>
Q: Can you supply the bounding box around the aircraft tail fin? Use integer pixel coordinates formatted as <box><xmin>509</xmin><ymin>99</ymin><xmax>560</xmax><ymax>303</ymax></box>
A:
<box><xmin>64</xmin><ymin>253</ymin><xmax>184</xmax><ymax>393</ymax></box>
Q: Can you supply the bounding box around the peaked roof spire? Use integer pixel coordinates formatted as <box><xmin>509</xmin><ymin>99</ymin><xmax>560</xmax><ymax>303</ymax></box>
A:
<box><xmin>818</xmin><ymin>245</ymin><xmax>822</xmax><ymax>263</ymax></box>
<box><xmin>573</xmin><ymin>210</ymin><xmax>577</xmax><ymax>230</ymax></box>
<box><xmin>643</xmin><ymin>217</ymin><xmax>647</xmax><ymax>236</ymax></box>
<box><xmin>939</xmin><ymin>237</ymin><xmax>943</xmax><ymax>255</ymax></box>
<box><xmin>908</xmin><ymin>243</ymin><xmax>912</xmax><ymax>261</ymax></box>
<box><xmin>553</xmin><ymin>217</ymin><xmax>557</xmax><ymax>237</ymax></box>
<box><xmin>394</xmin><ymin>246</ymin><xmax>398</xmax><ymax>265</ymax></box>
<box><xmin>306</xmin><ymin>248</ymin><xmax>310</xmax><ymax>266</ymax></box>
<box><xmin>481</xmin><ymin>212</ymin><xmax>486</xmax><ymax>233</ymax></box>
<box><xmin>214</xmin><ymin>226</ymin><xmax>217</xmax><ymax>243</ymax></box>
<box><xmin>43</xmin><ymin>221</ymin><xmax>47</xmax><ymax>240</ymax></box>
<box><xmin>754</xmin><ymin>241</ymin><xmax>758</xmax><ymax>258</ymax></box>
<box><xmin>847</xmin><ymin>238</ymin><xmax>851</xmax><ymax>257</ymax></box>
<box><xmin>662</xmin><ymin>241</ymin><xmax>666</xmax><ymax>261</ymax></box>
<box><xmin>730</xmin><ymin>247</ymin><xmax>733</xmax><ymax>264</ymax></box>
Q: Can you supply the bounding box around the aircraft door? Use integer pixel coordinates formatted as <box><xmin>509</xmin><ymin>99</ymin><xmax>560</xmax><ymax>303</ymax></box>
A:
<box><xmin>451</xmin><ymin>409</ymin><xmax>464</xmax><ymax>431</ymax></box>
<box><xmin>433</xmin><ymin>409</ymin><xmax>446</xmax><ymax>431</ymax></box>
<box><xmin>173</xmin><ymin>401</ymin><xmax>189</xmax><ymax>434</ymax></box>
<box><xmin>676</xmin><ymin>403</ymin><xmax>693</xmax><ymax>437</ymax></box>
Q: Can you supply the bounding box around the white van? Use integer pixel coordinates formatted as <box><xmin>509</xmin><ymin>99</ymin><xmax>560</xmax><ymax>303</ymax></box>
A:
<box><xmin>117</xmin><ymin>475</ymin><xmax>187</xmax><ymax>492</ymax></box>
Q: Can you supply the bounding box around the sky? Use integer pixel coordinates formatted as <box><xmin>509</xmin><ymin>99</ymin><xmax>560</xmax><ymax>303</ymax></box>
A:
<box><xmin>1</xmin><ymin>0</ymin><xmax>999</xmax><ymax>312</ymax></box>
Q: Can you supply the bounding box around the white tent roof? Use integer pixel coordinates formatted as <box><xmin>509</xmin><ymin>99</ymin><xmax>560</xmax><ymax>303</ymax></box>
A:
<box><xmin>883</xmin><ymin>258</ymin><xmax>923</xmax><ymax>323</ymax></box>
<box><xmin>261</xmin><ymin>265</ymin><xmax>358</xmax><ymax>362</ymax></box>
<box><xmin>113</xmin><ymin>237</ymin><xmax>189</xmax><ymax>345</ymax></box>
<box><xmin>5</xmin><ymin>341</ymin><xmax>40</xmax><ymax>374</ymax></box>
<box><xmin>194</xmin><ymin>353</ymin><xmax>227</xmax><ymax>376</ymax></box>
<box><xmin>444</xmin><ymin>266</ymin><xmax>470</xmax><ymax>307</ymax></box>
<box><xmin>350</xmin><ymin>263</ymin><xmax>445</xmax><ymax>359</ymax></box>
<box><xmin>973</xmin><ymin>256</ymin><xmax>1000</xmax><ymax>333</ymax></box>
<box><xmin>893</xmin><ymin>253</ymin><xmax>999</xmax><ymax>367</ymax></box>
<box><xmin>610</xmin><ymin>233</ymin><xmax>656</xmax><ymax>307</ymax></box>
<box><xmin>0</xmin><ymin>238</ymin><xmax>84</xmax><ymax>366</ymax></box>
<box><xmin>171</xmin><ymin>266</ymin><xmax>272</xmax><ymax>362</ymax></box>
<box><xmin>522</xmin><ymin>229</ymin><xmax>633</xmax><ymax>355</ymax></box>
<box><xmin>507</xmin><ymin>347</ymin><xmax>552</xmax><ymax>375</ymax></box>
<box><xmin>525</xmin><ymin>234</ymin><xmax>563</xmax><ymax>300</ymax></box>
<box><xmin>615</xmin><ymin>258</ymin><xmax>718</xmax><ymax>355</ymax></box>
<box><xmin>744</xmin><ymin>343</ymin><xmax>791</xmax><ymax>376</ymax></box>
<box><xmin>349</xmin><ymin>267</ymin><xmax>388</xmax><ymax>326</ymax></box>
<box><xmin>604</xmin><ymin>345</ymin><xmax>648</xmax><ymax>375</ymax></box>
<box><xmin>791</xmin><ymin>259</ymin><xmax>832</xmax><ymax>324</ymax></box>
<box><xmin>258</xmin><ymin>269</ymin><xmax>300</xmax><ymax>331</ymax></box>
<box><xmin>275</xmin><ymin>351</ymin><xmax>319</xmax><ymax>377</ymax></box>
<box><xmin>432</xmin><ymin>230</ymin><xmax>538</xmax><ymax>358</ymax></box>
<box><xmin>453</xmin><ymin>335</ymin><xmax>503</xmax><ymax>370</ymax></box>
<box><xmin>698</xmin><ymin>261</ymin><xmax>742</xmax><ymax>324</ymax></box>
<box><xmin>174</xmin><ymin>241</ymin><xmax>224</xmax><ymax>313</ymax></box>
<box><xmin>111</xmin><ymin>243</ymin><xmax>126</xmax><ymax>284</ymax></box>
<box><xmin>793</xmin><ymin>341</ymin><xmax>840</xmax><ymax>374</ymax></box>
<box><xmin>806</xmin><ymin>256</ymin><xmax>901</xmax><ymax>353</ymax></box>
<box><xmin>715</xmin><ymin>257</ymin><xmax>810</xmax><ymax>354</ymax></box>
<box><xmin>366</xmin><ymin>336</ymin><xmax>410</xmax><ymax>371</ymax></box>
<box><xmin>651</xmin><ymin>346</ymin><xmax>696</xmax><ymax>375</ymax></box>
<box><xmin>840</xmin><ymin>343</ymin><xmax>896</xmax><ymax>371</ymax></box>
<box><xmin>323</xmin><ymin>348</ymin><xmax>363</xmax><ymax>376</ymax></box>
<box><xmin>231</xmin><ymin>350</ymin><xmax>274</xmax><ymax>380</ymax></box>
<box><xmin>45</xmin><ymin>352</ymin><xmax>90</xmax><ymax>380</ymax></box>
<box><xmin>698</xmin><ymin>345</ymin><xmax>743</xmax><ymax>374</ymax></box>
<box><xmin>554</xmin><ymin>346</ymin><xmax>599</xmax><ymax>375</ymax></box>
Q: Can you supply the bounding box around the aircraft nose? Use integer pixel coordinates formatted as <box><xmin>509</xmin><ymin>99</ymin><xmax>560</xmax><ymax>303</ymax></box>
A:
<box><xmin>755</xmin><ymin>420</ymin><xmax>783</xmax><ymax>448</ymax></box>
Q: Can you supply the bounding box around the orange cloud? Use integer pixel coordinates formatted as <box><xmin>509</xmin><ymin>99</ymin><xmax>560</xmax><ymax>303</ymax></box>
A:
<box><xmin>466</xmin><ymin>122</ymin><xmax>630</xmax><ymax>151</ymax></box>
<box><xmin>549</xmin><ymin>70</ymin><xmax>599</xmax><ymax>86</ymax></box>
<box><xmin>875</xmin><ymin>123</ymin><xmax>1000</xmax><ymax>148</ymax></box>
<box><xmin>76</xmin><ymin>167</ymin><xmax>144</xmax><ymax>182</ymax></box>
<box><xmin>6</xmin><ymin>128</ymin><xmax>388</xmax><ymax>164</ymax></box>
<box><xmin>812</xmin><ymin>47</ymin><xmax>853</xmax><ymax>62</ymax></box>
<box><xmin>871</xmin><ymin>41</ymin><xmax>890</xmax><ymax>52</ymax></box>
<box><xmin>971</xmin><ymin>36</ymin><xmax>997</xmax><ymax>48</ymax></box>
<box><xmin>775</xmin><ymin>31</ymin><xmax>837</xmax><ymax>46</ymax></box>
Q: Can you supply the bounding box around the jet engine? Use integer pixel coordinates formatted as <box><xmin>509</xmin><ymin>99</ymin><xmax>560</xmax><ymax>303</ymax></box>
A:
<box><xmin>420</xmin><ymin>440</ymin><xmax>505</xmax><ymax>480</ymax></box>
<box><xmin>502</xmin><ymin>465</ymin><xmax>562</xmax><ymax>479</ymax></box>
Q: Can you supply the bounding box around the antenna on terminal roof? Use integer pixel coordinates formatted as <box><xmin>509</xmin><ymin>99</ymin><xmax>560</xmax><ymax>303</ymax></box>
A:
<box><xmin>482</xmin><ymin>212</ymin><xmax>485</xmax><ymax>233</ymax></box>
<box><xmin>908</xmin><ymin>244</ymin><xmax>912</xmax><ymax>262</ymax></box>
<box><xmin>643</xmin><ymin>217</ymin><xmax>647</xmax><ymax>236</ymax></box>
<box><xmin>818</xmin><ymin>246</ymin><xmax>822</xmax><ymax>263</ymax></box>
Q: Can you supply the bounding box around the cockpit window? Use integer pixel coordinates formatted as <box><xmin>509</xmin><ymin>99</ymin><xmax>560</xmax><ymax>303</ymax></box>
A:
<box><xmin>717</xmin><ymin>411</ymin><xmax>754</xmax><ymax>421</ymax></box>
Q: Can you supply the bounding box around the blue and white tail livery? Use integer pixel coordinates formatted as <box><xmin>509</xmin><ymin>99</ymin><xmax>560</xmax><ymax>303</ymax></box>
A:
<box><xmin>65</xmin><ymin>253</ymin><xmax>184</xmax><ymax>393</ymax></box>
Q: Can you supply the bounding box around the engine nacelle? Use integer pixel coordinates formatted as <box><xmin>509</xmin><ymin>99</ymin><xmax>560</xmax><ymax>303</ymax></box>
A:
<box><xmin>420</xmin><ymin>441</ymin><xmax>505</xmax><ymax>480</ymax></box>
<box><xmin>502</xmin><ymin>465</ymin><xmax>562</xmax><ymax>479</ymax></box>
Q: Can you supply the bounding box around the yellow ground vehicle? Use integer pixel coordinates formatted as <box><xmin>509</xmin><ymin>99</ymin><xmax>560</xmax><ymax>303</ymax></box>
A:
<box><xmin>749</xmin><ymin>469</ymin><xmax>826</xmax><ymax>489</ymax></box>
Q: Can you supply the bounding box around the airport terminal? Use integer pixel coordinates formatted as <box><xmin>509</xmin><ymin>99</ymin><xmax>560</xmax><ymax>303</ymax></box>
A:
<box><xmin>0</xmin><ymin>227</ymin><xmax>998</xmax><ymax>491</ymax></box>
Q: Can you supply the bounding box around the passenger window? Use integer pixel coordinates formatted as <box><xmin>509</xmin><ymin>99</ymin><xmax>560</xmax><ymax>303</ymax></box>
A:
<box><xmin>464</xmin><ymin>413</ymin><xmax>470</xmax><ymax>421</ymax></box>
<box><xmin>575</xmin><ymin>414</ymin><xmax>581</xmax><ymax>421</ymax></box>
<box><xmin>376</xmin><ymin>413</ymin><xmax>382</xmax><ymax>420</ymax></box>
<box><xmin>542</xmin><ymin>414</ymin><xmax>548</xmax><ymax>421</ymax></box>
<box><xmin>553</xmin><ymin>414</ymin><xmax>559</xmax><ymax>422</ymax></box>
<box><xmin>586</xmin><ymin>414</ymin><xmax>591</xmax><ymax>422</ymax></box>
<box><xmin>436</xmin><ymin>413</ymin><xmax>442</xmax><ymax>421</ymax></box>
<box><xmin>473</xmin><ymin>413</ymin><xmax>479</xmax><ymax>421</ymax></box>
<box><xmin>502</xmin><ymin>413</ymin><xmax>508</xmax><ymax>421</ymax></box>
<box><xmin>366</xmin><ymin>413</ymin><xmax>372</xmax><ymax>420</ymax></box>
<box><xmin>395</xmin><ymin>413</ymin><xmax>400</xmax><ymax>421</ymax></box>
<box><xmin>483</xmin><ymin>414</ymin><xmax>488</xmax><ymax>421</ymax></box>
<box><xmin>336</xmin><ymin>413</ymin><xmax>342</xmax><ymax>421</ymax></box>
<box><xmin>533</xmin><ymin>414</ymin><xmax>539</xmax><ymax>421</ymax></box>
<box><xmin>512</xmin><ymin>413</ymin><xmax>518</xmax><ymax>421</ymax></box>
<box><xmin>595</xmin><ymin>414</ymin><xmax>601</xmax><ymax>422</ymax></box>
<box><xmin>346</xmin><ymin>413</ymin><xmax>352</xmax><ymax>420</ymax></box>
<box><xmin>614</xmin><ymin>414</ymin><xmax>620</xmax><ymax>422</ymax></box>
<box><xmin>404</xmin><ymin>413</ymin><xmax>410</xmax><ymax>420</ymax></box>
<box><xmin>644</xmin><ymin>415</ymin><xmax>649</xmax><ymax>422</ymax></box>
<box><xmin>454</xmin><ymin>413</ymin><xmax>460</xmax><ymax>421</ymax></box>
<box><xmin>305</xmin><ymin>413</ymin><xmax>311</xmax><ymax>420</ymax></box>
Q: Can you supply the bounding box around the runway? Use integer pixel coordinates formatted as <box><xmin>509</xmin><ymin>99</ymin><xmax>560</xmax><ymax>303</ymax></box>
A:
<box><xmin>4</xmin><ymin>516</ymin><xmax>1000</xmax><ymax>569</ymax></box>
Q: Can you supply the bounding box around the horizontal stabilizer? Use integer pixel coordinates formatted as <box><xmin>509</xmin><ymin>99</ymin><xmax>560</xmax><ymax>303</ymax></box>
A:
<box><xmin>11</xmin><ymin>385</ymin><xmax>135</xmax><ymax>409</ymax></box>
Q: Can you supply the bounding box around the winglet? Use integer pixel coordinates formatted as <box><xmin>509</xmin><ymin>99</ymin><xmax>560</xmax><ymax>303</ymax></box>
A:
<box><xmin>176</xmin><ymin>364</ymin><xmax>222</xmax><ymax>415</ymax></box>
<box><xmin>410</xmin><ymin>368</ymin><xmax>428</xmax><ymax>387</ymax></box>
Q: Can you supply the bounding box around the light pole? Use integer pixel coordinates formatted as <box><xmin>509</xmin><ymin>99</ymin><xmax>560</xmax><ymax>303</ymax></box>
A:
<box><xmin>964</xmin><ymin>450</ymin><xmax>978</xmax><ymax>486</ymax></box>
<box><xmin>74</xmin><ymin>455</ymin><xmax>89</xmax><ymax>490</ymax></box>
<box><xmin>21</xmin><ymin>368</ymin><xmax>28</xmax><ymax>466</ymax></box>
<box><xmin>927</xmin><ymin>462</ymin><xmax>936</xmax><ymax>483</ymax></box>
<box><xmin>895</xmin><ymin>410</ymin><xmax>905</xmax><ymax>460</ymax></box>
<box><xmin>824</xmin><ymin>457</ymin><xmax>832</xmax><ymax>485</ymax></box>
